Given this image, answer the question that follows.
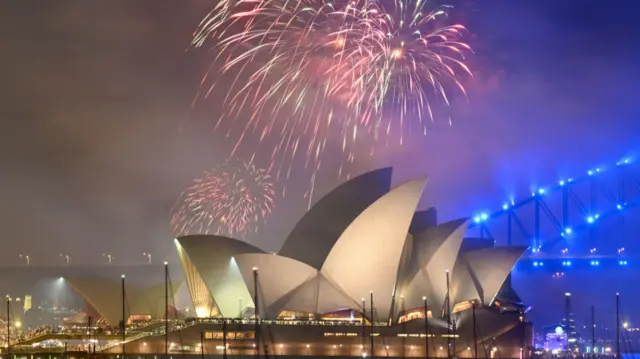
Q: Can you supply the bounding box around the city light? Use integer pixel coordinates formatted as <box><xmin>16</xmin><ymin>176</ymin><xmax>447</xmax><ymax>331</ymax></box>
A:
<box><xmin>473</xmin><ymin>213</ymin><xmax>489</xmax><ymax>223</ymax></box>
<box><xmin>618</xmin><ymin>260</ymin><xmax>628</xmax><ymax>266</ymax></box>
<box><xmin>590</xmin><ymin>260</ymin><xmax>600</xmax><ymax>266</ymax></box>
<box><xmin>502</xmin><ymin>203</ymin><xmax>509</xmax><ymax>210</ymax></box>
<box><xmin>533</xmin><ymin>261</ymin><xmax>543</xmax><ymax>267</ymax></box>
<box><xmin>562</xmin><ymin>260</ymin><xmax>571</xmax><ymax>267</ymax></box>
<box><xmin>102</xmin><ymin>253</ymin><xmax>113</xmax><ymax>264</ymax></box>
<box><xmin>59</xmin><ymin>254</ymin><xmax>71</xmax><ymax>265</ymax></box>
<box><xmin>19</xmin><ymin>254</ymin><xmax>31</xmax><ymax>266</ymax></box>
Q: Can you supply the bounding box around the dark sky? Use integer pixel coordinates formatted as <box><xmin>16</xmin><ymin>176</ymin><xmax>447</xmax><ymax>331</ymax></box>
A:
<box><xmin>1</xmin><ymin>0</ymin><xmax>639</xmax><ymax>267</ymax></box>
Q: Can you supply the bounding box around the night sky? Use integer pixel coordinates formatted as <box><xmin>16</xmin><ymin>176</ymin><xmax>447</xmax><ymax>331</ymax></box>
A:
<box><xmin>1</xmin><ymin>0</ymin><xmax>639</xmax><ymax>325</ymax></box>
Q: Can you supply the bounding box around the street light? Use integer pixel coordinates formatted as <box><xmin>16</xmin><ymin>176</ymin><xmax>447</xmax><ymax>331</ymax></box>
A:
<box><xmin>102</xmin><ymin>253</ymin><xmax>113</xmax><ymax>265</ymax></box>
<box><xmin>19</xmin><ymin>254</ymin><xmax>30</xmax><ymax>266</ymax></box>
<box><xmin>59</xmin><ymin>254</ymin><xmax>70</xmax><ymax>265</ymax></box>
<box><xmin>623</xmin><ymin>321</ymin><xmax>629</xmax><ymax>330</ymax></box>
<box><xmin>143</xmin><ymin>252</ymin><xmax>152</xmax><ymax>264</ymax></box>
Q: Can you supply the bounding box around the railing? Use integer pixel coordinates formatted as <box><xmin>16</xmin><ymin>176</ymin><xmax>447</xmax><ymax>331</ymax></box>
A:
<box><xmin>3</xmin><ymin>317</ymin><xmax>393</xmax><ymax>350</ymax></box>
<box><xmin>97</xmin><ymin>331</ymin><xmax>156</xmax><ymax>351</ymax></box>
<box><xmin>97</xmin><ymin>321</ymin><xmax>193</xmax><ymax>351</ymax></box>
<box><xmin>3</xmin><ymin>320</ymin><xmax>174</xmax><ymax>347</ymax></box>
<box><xmin>186</xmin><ymin>317</ymin><xmax>389</xmax><ymax>327</ymax></box>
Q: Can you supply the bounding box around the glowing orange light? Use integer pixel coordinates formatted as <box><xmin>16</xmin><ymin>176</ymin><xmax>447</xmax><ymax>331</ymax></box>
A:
<box><xmin>392</xmin><ymin>48</ymin><xmax>403</xmax><ymax>59</ymax></box>
<box><xmin>335</xmin><ymin>37</ymin><xmax>345</xmax><ymax>49</ymax></box>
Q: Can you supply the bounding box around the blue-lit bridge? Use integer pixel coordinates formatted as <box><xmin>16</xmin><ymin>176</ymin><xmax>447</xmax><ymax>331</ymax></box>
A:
<box><xmin>465</xmin><ymin>154</ymin><xmax>640</xmax><ymax>270</ymax></box>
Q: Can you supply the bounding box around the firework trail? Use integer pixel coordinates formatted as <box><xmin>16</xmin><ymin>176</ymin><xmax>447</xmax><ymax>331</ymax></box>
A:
<box><xmin>192</xmin><ymin>0</ymin><xmax>472</xmax><ymax>205</ymax></box>
<box><xmin>172</xmin><ymin>161</ymin><xmax>276</xmax><ymax>238</ymax></box>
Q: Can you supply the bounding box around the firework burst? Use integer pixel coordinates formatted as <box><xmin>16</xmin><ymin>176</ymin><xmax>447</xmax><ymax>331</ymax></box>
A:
<box><xmin>192</xmin><ymin>0</ymin><xmax>472</xmax><ymax>203</ymax></box>
<box><xmin>172</xmin><ymin>161</ymin><xmax>276</xmax><ymax>238</ymax></box>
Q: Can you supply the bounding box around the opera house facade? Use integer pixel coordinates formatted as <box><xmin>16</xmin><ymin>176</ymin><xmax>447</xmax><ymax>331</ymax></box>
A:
<box><xmin>63</xmin><ymin>168</ymin><xmax>532</xmax><ymax>358</ymax></box>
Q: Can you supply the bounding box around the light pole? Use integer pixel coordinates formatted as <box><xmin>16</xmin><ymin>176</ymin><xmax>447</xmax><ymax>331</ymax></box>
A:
<box><xmin>370</xmin><ymin>291</ymin><xmax>375</xmax><ymax>359</ymax></box>
<box><xmin>361</xmin><ymin>297</ymin><xmax>366</xmax><ymax>357</ymax></box>
<box><xmin>6</xmin><ymin>296</ymin><xmax>11</xmax><ymax>356</ymax></box>
<box><xmin>143</xmin><ymin>252</ymin><xmax>152</xmax><ymax>264</ymax></box>
<box><xmin>19</xmin><ymin>254</ymin><xmax>30</xmax><ymax>266</ymax></box>
<box><xmin>472</xmin><ymin>301</ymin><xmax>478</xmax><ymax>359</ymax></box>
<box><xmin>102</xmin><ymin>253</ymin><xmax>113</xmax><ymax>265</ymax></box>
<box><xmin>445</xmin><ymin>270</ymin><xmax>451</xmax><ymax>359</ymax></box>
<box><xmin>59</xmin><ymin>254</ymin><xmax>70</xmax><ymax>265</ymax></box>
<box><xmin>200</xmin><ymin>332</ymin><xmax>205</xmax><ymax>359</ymax></box>
<box><xmin>252</xmin><ymin>266</ymin><xmax>259</xmax><ymax>359</ymax></box>
<box><xmin>164</xmin><ymin>261</ymin><xmax>169</xmax><ymax>356</ymax></box>
<box><xmin>591</xmin><ymin>306</ymin><xmax>596</xmax><ymax>359</ymax></box>
<box><xmin>616</xmin><ymin>293</ymin><xmax>620</xmax><ymax>359</ymax></box>
<box><xmin>121</xmin><ymin>274</ymin><xmax>126</xmax><ymax>358</ymax></box>
<box><xmin>423</xmin><ymin>296</ymin><xmax>429</xmax><ymax>359</ymax></box>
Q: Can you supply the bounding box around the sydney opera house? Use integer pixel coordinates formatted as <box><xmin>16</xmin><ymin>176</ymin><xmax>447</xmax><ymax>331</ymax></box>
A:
<box><xmin>41</xmin><ymin>168</ymin><xmax>531</xmax><ymax>358</ymax></box>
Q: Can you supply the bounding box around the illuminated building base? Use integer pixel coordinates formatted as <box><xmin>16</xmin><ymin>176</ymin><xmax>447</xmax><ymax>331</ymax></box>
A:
<box><xmin>96</xmin><ymin>311</ymin><xmax>531</xmax><ymax>359</ymax></box>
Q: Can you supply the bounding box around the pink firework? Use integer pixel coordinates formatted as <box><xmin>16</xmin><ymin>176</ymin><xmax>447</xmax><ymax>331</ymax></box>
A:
<box><xmin>172</xmin><ymin>161</ymin><xmax>276</xmax><ymax>238</ymax></box>
<box><xmin>191</xmin><ymin>0</ymin><xmax>472</xmax><ymax>206</ymax></box>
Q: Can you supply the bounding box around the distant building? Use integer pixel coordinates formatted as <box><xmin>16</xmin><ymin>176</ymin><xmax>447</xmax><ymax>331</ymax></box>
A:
<box><xmin>543</xmin><ymin>325</ymin><xmax>568</xmax><ymax>353</ymax></box>
<box><xmin>563</xmin><ymin>292</ymin><xmax>579</xmax><ymax>350</ymax></box>
<box><xmin>23</xmin><ymin>295</ymin><xmax>32</xmax><ymax>313</ymax></box>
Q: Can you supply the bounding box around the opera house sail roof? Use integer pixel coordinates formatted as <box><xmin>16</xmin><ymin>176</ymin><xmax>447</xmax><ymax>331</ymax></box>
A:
<box><xmin>66</xmin><ymin>167</ymin><xmax>526</xmax><ymax>327</ymax></box>
<box><xmin>64</xmin><ymin>276</ymin><xmax>182</xmax><ymax>326</ymax></box>
<box><xmin>169</xmin><ymin>168</ymin><xmax>526</xmax><ymax>324</ymax></box>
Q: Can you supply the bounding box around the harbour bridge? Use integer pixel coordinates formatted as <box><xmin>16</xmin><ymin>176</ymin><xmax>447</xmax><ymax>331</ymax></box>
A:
<box><xmin>465</xmin><ymin>154</ymin><xmax>640</xmax><ymax>271</ymax></box>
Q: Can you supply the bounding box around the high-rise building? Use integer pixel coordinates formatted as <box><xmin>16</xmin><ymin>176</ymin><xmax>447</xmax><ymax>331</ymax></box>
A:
<box><xmin>564</xmin><ymin>293</ymin><xmax>578</xmax><ymax>350</ymax></box>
